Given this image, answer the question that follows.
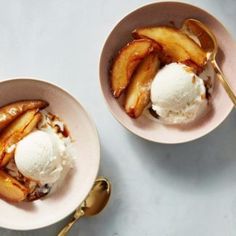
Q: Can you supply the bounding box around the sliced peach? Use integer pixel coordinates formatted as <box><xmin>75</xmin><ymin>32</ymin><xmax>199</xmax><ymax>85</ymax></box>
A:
<box><xmin>132</xmin><ymin>26</ymin><xmax>207</xmax><ymax>67</ymax></box>
<box><xmin>23</xmin><ymin>112</ymin><xmax>42</xmax><ymax>135</ymax></box>
<box><xmin>0</xmin><ymin>110</ymin><xmax>42</xmax><ymax>167</ymax></box>
<box><xmin>0</xmin><ymin>170</ymin><xmax>28</xmax><ymax>202</ymax></box>
<box><xmin>0</xmin><ymin>100</ymin><xmax>48</xmax><ymax>130</ymax></box>
<box><xmin>124</xmin><ymin>53</ymin><xmax>160</xmax><ymax>118</ymax></box>
<box><xmin>111</xmin><ymin>39</ymin><xmax>158</xmax><ymax>97</ymax></box>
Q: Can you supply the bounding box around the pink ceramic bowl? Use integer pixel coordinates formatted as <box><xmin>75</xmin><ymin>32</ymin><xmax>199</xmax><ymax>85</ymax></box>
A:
<box><xmin>100</xmin><ymin>2</ymin><xmax>236</xmax><ymax>144</ymax></box>
<box><xmin>0</xmin><ymin>78</ymin><xmax>100</xmax><ymax>230</ymax></box>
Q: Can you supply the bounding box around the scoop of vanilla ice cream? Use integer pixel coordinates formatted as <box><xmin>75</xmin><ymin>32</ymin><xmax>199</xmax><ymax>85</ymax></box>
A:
<box><xmin>15</xmin><ymin>130</ymin><xmax>71</xmax><ymax>185</ymax></box>
<box><xmin>151</xmin><ymin>63</ymin><xmax>207</xmax><ymax>124</ymax></box>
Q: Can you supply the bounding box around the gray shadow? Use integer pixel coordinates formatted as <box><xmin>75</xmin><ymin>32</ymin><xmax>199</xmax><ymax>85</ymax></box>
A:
<box><xmin>126</xmin><ymin>110</ymin><xmax>236</xmax><ymax>194</ymax></box>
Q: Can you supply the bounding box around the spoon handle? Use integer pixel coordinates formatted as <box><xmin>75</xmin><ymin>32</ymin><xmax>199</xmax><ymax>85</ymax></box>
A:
<box><xmin>211</xmin><ymin>60</ymin><xmax>236</xmax><ymax>106</ymax></box>
<box><xmin>58</xmin><ymin>210</ymin><xmax>84</xmax><ymax>236</ymax></box>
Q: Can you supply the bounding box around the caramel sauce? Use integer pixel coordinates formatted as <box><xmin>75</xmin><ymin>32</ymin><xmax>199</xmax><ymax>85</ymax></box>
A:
<box><xmin>149</xmin><ymin>107</ymin><xmax>160</xmax><ymax>119</ymax></box>
<box><xmin>1</xmin><ymin>109</ymin><xmax>71</xmax><ymax>202</ymax></box>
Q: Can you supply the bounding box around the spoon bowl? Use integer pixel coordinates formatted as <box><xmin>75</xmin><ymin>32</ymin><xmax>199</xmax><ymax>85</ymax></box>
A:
<box><xmin>182</xmin><ymin>18</ymin><xmax>216</xmax><ymax>55</ymax></box>
<box><xmin>182</xmin><ymin>18</ymin><xmax>236</xmax><ymax>106</ymax></box>
<box><xmin>58</xmin><ymin>177</ymin><xmax>111</xmax><ymax>236</ymax></box>
<box><xmin>81</xmin><ymin>176</ymin><xmax>111</xmax><ymax>216</ymax></box>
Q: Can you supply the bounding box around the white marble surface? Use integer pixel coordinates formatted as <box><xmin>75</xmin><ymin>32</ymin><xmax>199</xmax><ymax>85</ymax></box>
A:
<box><xmin>0</xmin><ymin>0</ymin><xmax>236</xmax><ymax>235</ymax></box>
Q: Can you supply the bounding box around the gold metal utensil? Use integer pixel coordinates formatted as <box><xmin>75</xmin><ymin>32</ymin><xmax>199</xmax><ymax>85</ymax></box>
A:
<box><xmin>182</xmin><ymin>18</ymin><xmax>236</xmax><ymax>106</ymax></box>
<box><xmin>58</xmin><ymin>177</ymin><xmax>111</xmax><ymax>236</ymax></box>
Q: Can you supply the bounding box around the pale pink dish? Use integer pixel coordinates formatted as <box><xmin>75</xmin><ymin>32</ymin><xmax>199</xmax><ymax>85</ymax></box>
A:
<box><xmin>100</xmin><ymin>2</ymin><xmax>236</xmax><ymax>144</ymax></box>
<box><xmin>0</xmin><ymin>78</ymin><xmax>100</xmax><ymax>230</ymax></box>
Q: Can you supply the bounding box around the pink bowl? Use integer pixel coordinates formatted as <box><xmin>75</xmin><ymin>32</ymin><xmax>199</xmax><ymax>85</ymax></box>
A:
<box><xmin>0</xmin><ymin>78</ymin><xmax>100</xmax><ymax>230</ymax></box>
<box><xmin>99</xmin><ymin>2</ymin><xmax>236</xmax><ymax>144</ymax></box>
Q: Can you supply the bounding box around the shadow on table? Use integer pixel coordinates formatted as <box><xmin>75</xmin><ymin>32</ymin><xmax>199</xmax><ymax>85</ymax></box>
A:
<box><xmin>126</xmin><ymin>109</ymin><xmax>236</xmax><ymax>193</ymax></box>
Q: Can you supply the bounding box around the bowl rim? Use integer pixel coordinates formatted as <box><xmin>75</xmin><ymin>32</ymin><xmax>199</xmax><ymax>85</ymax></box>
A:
<box><xmin>99</xmin><ymin>1</ymin><xmax>234</xmax><ymax>144</ymax></box>
<box><xmin>0</xmin><ymin>77</ymin><xmax>101</xmax><ymax>230</ymax></box>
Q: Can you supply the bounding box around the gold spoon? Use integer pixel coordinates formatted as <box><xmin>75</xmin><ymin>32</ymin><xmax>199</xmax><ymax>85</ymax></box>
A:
<box><xmin>182</xmin><ymin>18</ymin><xmax>236</xmax><ymax>106</ymax></box>
<box><xmin>58</xmin><ymin>177</ymin><xmax>111</xmax><ymax>236</ymax></box>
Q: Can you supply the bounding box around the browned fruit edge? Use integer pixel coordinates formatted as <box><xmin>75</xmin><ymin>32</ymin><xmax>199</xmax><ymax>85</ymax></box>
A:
<box><xmin>132</xmin><ymin>26</ymin><xmax>206</xmax><ymax>70</ymax></box>
<box><xmin>110</xmin><ymin>39</ymin><xmax>161</xmax><ymax>98</ymax></box>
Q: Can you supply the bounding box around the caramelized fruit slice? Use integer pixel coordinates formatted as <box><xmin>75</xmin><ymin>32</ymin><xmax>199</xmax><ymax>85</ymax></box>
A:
<box><xmin>132</xmin><ymin>26</ymin><xmax>207</xmax><ymax>67</ymax></box>
<box><xmin>111</xmin><ymin>39</ymin><xmax>157</xmax><ymax>97</ymax></box>
<box><xmin>0</xmin><ymin>100</ymin><xmax>48</xmax><ymax>130</ymax></box>
<box><xmin>125</xmin><ymin>53</ymin><xmax>160</xmax><ymax>118</ymax></box>
<box><xmin>0</xmin><ymin>110</ymin><xmax>42</xmax><ymax>167</ymax></box>
<box><xmin>0</xmin><ymin>170</ymin><xmax>28</xmax><ymax>202</ymax></box>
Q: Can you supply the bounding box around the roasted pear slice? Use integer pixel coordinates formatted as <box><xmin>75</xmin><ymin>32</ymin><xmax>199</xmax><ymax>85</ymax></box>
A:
<box><xmin>124</xmin><ymin>53</ymin><xmax>160</xmax><ymax>118</ymax></box>
<box><xmin>0</xmin><ymin>110</ymin><xmax>42</xmax><ymax>167</ymax></box>
<box><xmin>132</xmin><ymin>26</ymin><xmax>207</xmax><ymax>67</ymax></box>
<box><xmin>111</xmin><ymin>39</ymin><xmax>158</xmax><ymax>97</ymax></box>
<box><xmin>0</xmin><ymin>170</ymin><xmax>28</xmax><ymax>202</ymax></box>
<box><xmin>23</xmin><ymin>112</ymin><xmax>42</xmax><ymax>135</ymax></box>
<box><xmin>0</xmin><ymin>100</ymin><xmax>48</xmax><ymax>130</ymax></box>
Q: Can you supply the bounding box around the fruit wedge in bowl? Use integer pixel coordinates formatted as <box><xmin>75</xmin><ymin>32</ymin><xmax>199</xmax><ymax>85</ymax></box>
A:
<box><xmin>0</xmin><ymin>100</ymin><xmax>75</xmax><ymax>202</ymax></box>
<box><xmin>100</xmin><ymin>2</ymin><xmax>236</xmax><ymax>143</ymax></box>
<box><xmin>110</xmin><ymin>22</ymin><xmax>215</xmax><ymax>125</ymax></box>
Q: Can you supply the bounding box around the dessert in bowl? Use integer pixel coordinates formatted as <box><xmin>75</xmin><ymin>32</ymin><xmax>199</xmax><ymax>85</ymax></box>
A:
<box><xmin>0</xmin><ymin>100</ymin><xmax>75</xmax><ymax>202</ymax></box>
<box><xmin>0</xmin><ymin>78</ymin><xmax>100</xmax><ymax>230</ymax></box>
<box><xmin>100</xmin><ymin>2</ymin><xmax>236</xmax><ymax>143</ymax></box>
